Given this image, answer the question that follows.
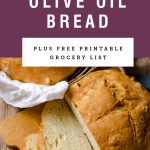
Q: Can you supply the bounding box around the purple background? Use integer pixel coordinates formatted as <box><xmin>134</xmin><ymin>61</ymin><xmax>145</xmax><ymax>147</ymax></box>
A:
<box><xmin>0</xmin><ymin>0</ymin><xmax>150</xmax><ymax>57</ymax></box>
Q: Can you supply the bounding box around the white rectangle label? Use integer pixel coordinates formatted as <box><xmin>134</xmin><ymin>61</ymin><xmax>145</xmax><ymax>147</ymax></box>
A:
<box><xmin>22</xmin><ymin>38</ymin><xmax>134</xmax><ymax>67</ymax></box>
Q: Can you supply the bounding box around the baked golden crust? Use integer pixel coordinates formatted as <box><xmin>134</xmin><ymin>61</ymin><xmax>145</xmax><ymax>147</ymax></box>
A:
<box><xmin>0</xmin><ymin>104</ymin><xmax>44</xmax><ymax>150</ymax></box>
<box><xmin>66</xmin><ymin>69</ymin><xmax>150</xmax><ymax>150</ymax></box>
<box><xmin>0</xmin><ymin>58</ymin><xmax>77</xmax><ymax>85</ymax></box>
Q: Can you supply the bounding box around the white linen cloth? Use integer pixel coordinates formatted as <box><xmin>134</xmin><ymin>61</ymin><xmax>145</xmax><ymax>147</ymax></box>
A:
<box><xmin>0</xmin><ymin>71</ymin><xmax>68</xmax><ymax>108</ymax></box>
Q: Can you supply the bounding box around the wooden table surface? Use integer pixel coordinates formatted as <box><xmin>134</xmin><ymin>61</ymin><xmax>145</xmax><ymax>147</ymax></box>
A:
<box><xmin>0</xmin><ymin>98</ymin><xmax>19</xmax><ymax>150</ymax></box>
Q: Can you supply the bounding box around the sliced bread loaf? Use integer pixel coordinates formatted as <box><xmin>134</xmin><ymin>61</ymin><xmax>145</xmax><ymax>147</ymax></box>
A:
<box><xmin>37</xmin><ymin>100</ymin><xmax>93</xmax><ymax>150</ymax></box>
<box><xmin>66</xmin><ymin>69</ymin><xmax>150</xmax><ymax>150</ymax></box>
<box><xmin>0</xmin><ymin>104</ymin><xmax>44</xmax><ymax>150</ymax></box>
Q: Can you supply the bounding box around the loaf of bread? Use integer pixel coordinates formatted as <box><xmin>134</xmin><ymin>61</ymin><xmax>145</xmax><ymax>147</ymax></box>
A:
<box><xmin>37</xmin><ymin>100</ymin><xmax>93</xmax><ymax>150</ymax></box>
<box><xmin>66</xmin><ymin>69</ymin><xmax>150</xmax><ymax>150</ymax></box>
<box><xmin>0</xmin><ymin>104</ymin><xmax>44</xmax><ymax>150</ymax></box>
<box><xmin>0</xmin><ymin>58</ymin><xmax>77</xmax><ymax>85</ymax></box>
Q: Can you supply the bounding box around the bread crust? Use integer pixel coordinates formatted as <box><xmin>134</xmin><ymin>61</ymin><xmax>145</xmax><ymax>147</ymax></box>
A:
<box><xmin>66</xmin><ymin>69</ymin><xmax>150</xmax><ymax>150</ymax></box>
<box><xmin>0</xmin><ymin>58</ymin><xmax>77</xmax><ymax>85</ymax></box>
<box><xmin>0</xmin><ymin>104</ymin><xmax>44</xmax><ymax>150</ymax></box>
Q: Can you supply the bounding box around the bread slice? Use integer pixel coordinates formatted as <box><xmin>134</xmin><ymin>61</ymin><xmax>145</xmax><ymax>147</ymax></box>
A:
<box><xmin>0</xmin><ymin>104</ymin><xmax>44</xmax><ymax>150</ymax></box>
<box><xmin>66</xmin><ymin>69</ymin><xmax>150</xmax><ymax>150</ymax></box>
<box><xmin>65</xmin><ymin>98</ymin><xmax>100</xmax><ymax>150</ymax></box>
<box><xmin>0</xmin><ymin>58</ymin><xmax>77</xmax><ymax>85</ymax></box>
<box><xmin>24</xmin><ymin>134</ymin><xmax>39</xmax><ymax>150</ymax></box>
<box><xmin>37</xmin><ymin>100</ymin><xmax>93</xmax><ymax>150</ymax></box>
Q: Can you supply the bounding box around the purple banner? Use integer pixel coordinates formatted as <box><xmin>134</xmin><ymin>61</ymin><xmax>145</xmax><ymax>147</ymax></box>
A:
<box><xmin>0</xmin><ymin>0</ymin><xmax>150</xmax><ymax>57</ymax></box>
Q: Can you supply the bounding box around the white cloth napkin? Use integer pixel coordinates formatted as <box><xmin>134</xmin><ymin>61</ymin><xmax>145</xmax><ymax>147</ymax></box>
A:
<box><xmin>0</xmin><ymin>71</ymin><xmax>68</xmax><ymax>108</ymax></box>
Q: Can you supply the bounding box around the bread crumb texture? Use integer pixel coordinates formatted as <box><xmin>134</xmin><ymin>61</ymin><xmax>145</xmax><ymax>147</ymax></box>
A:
<box><xmin>37</xmin><ymin>100</ymin><xmax>93</xmax><ymax>150</ymax></box>
<box><xmin>66</xmin><ymin>69</ymin><xmax>150</xmax><ymax>150</ymax></box>
<box><xmin>24</xmin><ymin>134</ymin><xmax>39</xmax><ymax>150</ymax></box>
